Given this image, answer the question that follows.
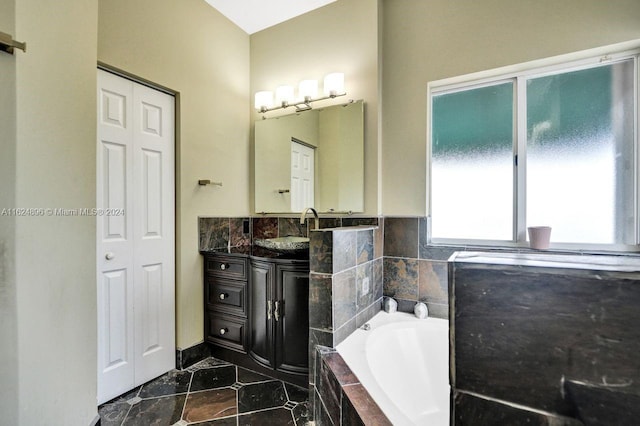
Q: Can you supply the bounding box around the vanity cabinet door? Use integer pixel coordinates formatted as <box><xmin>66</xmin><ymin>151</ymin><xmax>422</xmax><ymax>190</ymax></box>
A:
<box><xmin>274</xmin><ymin>265</ymin><xmax>309</xmax><ymax>375</ymax></box>
<box><xmin>248</xmin><ymin>260</ymin><xmax>275</xmax><ymax>368</ymax></box>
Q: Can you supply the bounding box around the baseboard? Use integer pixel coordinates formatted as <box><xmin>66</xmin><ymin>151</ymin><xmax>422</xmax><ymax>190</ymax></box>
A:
<box><xmin>176</xmin><ymin>341</ymin><xmax>211</xmax><ymax>370</ymax></box>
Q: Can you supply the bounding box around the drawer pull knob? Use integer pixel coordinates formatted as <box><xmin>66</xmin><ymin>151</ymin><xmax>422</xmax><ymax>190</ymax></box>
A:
<box><xmin>219</xmin><ymin>293</ymin><xmax>228</xmax><ymax>300</ymax></box>
<box><xmin>219</xmin><ymin>263</ymin><xmax>229</xmax><ymax>270</ymax></box>
<box><xmin>219</xmin><ymin>327</ymin><xmax>228</xmax><ymax>335</ymax></box>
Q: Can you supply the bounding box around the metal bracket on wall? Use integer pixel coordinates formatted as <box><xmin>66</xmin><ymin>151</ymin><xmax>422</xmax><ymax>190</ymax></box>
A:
<box><xmin>0</xmin><ymin>31</ymin><xmax>26</xmax><ymax>55</ymax></box>
<box><xmin>198</xmin><ymin>179</ymin><xmax>222</xmax><ymax>187</ymax></box>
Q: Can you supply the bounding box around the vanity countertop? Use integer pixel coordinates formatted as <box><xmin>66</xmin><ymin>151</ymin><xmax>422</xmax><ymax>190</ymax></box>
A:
<box><xmin>200</xmin><ymin>245</ymin><xmax>309</xmax><ymax>262</ymax></box>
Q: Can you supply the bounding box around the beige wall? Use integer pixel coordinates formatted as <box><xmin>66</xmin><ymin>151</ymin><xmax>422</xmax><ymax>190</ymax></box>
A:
<box><xmin>0</xmin><ymin>0</ymin><xmax>17</xmax><ymax>422</ymax></box>
<box><xmin>382</xmin><ymin>0</ymin><xmax>640</xmax><ymax>215</ymax></box>
<box><xmin>98</xmin><ymin>0</ymin><xmax>251</xmax><ymax>348</ymax></box>
<box><xmin>12</xmin><ymin>0</ymin><xmax>99</xmax><ymax>424</ymax></box>
<box><xmin>250</xmin><ymin>0</ymin><xmax>380</xmax><ymax>215</ymax></box>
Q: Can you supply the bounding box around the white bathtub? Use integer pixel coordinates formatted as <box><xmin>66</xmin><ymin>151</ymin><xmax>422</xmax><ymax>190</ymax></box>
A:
<box><xmin>336</xmin><ymin>311</ymin><xmax>450</xmax><ymax>425</ymax></box>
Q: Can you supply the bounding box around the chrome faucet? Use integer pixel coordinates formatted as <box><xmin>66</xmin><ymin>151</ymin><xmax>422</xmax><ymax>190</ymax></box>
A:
<box><xmin>300</xmin><ymin>207</ymin><xmax>319</xmax><ymax>230</ymax></box>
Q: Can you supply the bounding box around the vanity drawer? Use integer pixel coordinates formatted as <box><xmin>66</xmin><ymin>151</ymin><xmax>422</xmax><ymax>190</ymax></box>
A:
<box><xmin>205</xmin><ymin>255</ymin><xmax>247</xmax><ymax>280</ymax></box>
<box><xmin>205</xmin><ymin>313</ymin><xmax>246</xmax><ymax>352</ymax></box>
<box><xmin>205</xmin><ymin>277</ymin><xmax>247</xmax><ymax>317</ymax></box>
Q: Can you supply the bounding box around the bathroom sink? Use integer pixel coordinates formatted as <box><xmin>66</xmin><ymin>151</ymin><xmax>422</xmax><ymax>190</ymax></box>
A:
<box><xmin>254</xmin><ymin>236</ymin><xmax>310</xmax><ymax>253</ymax></box>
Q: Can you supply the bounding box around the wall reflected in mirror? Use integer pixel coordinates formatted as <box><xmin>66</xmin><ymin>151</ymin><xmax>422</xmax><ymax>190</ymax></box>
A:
<box><xmin>254</xmin><ymin>100</ymin><xmax>364</xmax><ymax>213</ymax></box>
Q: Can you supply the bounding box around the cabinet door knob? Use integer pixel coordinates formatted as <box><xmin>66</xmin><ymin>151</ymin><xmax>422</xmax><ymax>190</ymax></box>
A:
<box><xmin>219</xmin><ymin>263</ymin><xmax>228</xmax><ymax>270</ymax></box>
<box><xmin>267</xmin><ymin>300</ymin><xmax>272</xmax><ymax>320</ymax></box>
<box><xmin>105</xmin><ymin>252</ymin><xmax>115</xmax><ymax>260</ymax></box>
<box><xmin>219</xmin><ymin>327</ymin><xmax>228</xmax><ymax>335</ymax></box>
<box><xmin>219</xmin><ymin>293</ymin><xmax>228</xmax><ymax>300</ymax></box>
<box><xmin>274</xmin><ymin>300</ymin><xmax>280</xmax><ymax>322</ymax></box>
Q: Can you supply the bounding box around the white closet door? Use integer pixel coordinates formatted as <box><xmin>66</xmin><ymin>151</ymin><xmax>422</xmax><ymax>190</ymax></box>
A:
<box><xmin>97</xmin><ymin>70</ymin><xmax>175</xmax><ymax>404</ymax></box>
<box><xmin>291</xmin><ymin>141</ymin><xmax>315</xmax><ymax>211</ymax></box>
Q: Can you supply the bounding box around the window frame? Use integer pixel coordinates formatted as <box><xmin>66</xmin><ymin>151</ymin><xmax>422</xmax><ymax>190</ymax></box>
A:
<box><xmin>426</xmin><ymin>44</ymin><xmax>640</xmax><ymax>252</ymax></box>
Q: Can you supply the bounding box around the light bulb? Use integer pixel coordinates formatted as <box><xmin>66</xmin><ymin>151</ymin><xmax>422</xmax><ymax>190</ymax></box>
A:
<box><xmin>299</xmin><ymin>79</ymin><xmax>318</xmax><ymax>102</ymax></box>
<box><xmin>254</xmin><ymin>91</ymin><xmax>274</xmax><ymax>111</ymax></box>
<box><xmin>324</xmin><ymin>73</ymin><xmax>345</xmax><ymax>97</ymax></box>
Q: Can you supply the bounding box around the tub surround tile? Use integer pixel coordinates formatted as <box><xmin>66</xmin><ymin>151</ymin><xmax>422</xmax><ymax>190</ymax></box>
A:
<box><xmin>332</xmin><ymin>231</ymin><xmax>357</xmax><ymax>273</ymax></box>
<box><xmin>279</xmin><ymin>217</ymin><xmax>307</xmax><ymax>238</ymax></box>
<box><xmin>373</xmin><ymin>218</ymin><xmax>384</xmax><ymax>259</ymax></box>
<box><xmin>418</xmin><ymin>259</ymin><xmax>448</xmax><ymax>305</ymax></box>
<box><xmin>420</xmin><ymin>245</ymin><xmax>460</xmax><ymax>261</ymax></box>
<box><xmin>452</xmin><ymin>256</ymin><xmax>640</xmax><ymax>417</ymax></box>
<box><xmin>384</xmin><ymin>217</ymin><xmax>419</xmax><ymax>258</ymax></box>
<box><xmin>315</xmin><ymin>217</ymin><xmax>342</xmax><ymax>230</ymax></box>
<box><xmin>453</xmin><ymin>391</ymin><xmax>581</xmax><ymax>426</ymax></box>
<box><xmin>332</xmin><ymin>269</ymin><xmax>357</xmax><ymax>330</ymax></box>
<box><xmin>333</xmin><ymin>316</ymin><xmax>357</xmax><ymax>348</ymax></box>
<box><xmin>341</xmin><ymin>217</ymin><xmax>379</xmax><ymax>227</ymax></box>
<box><xmin>310</xmin><ymin>232</ymin><xmax>333</xmax><ymax>274</ymax></box>
<box><xmin>564</xmin><ymin>379</ymin><xmax>640</xmax><ymax>426</ymax></box>
<box><xmin>309</xmin><ymin>273</ymin><xmax>333</xmax><ymax>330</ymax></box>
<box><xmin>355</xmin><ymin>261</ymin><xmax>374</xmax><ymax>311</ymax></box>
<box><xmin>383</xmin><ymin>257</ymin><xmax>419</xmax><ymax>300</ymax></box>
<box><xmin>182</xmin><ymin>388</ymin><xmax>237</xmax><ymax>423</ymax></box>
<box><xmin>229</xmin><ymin>217</ymin><xmax>251</xmax><ymax>247</ymax></box>
<box><xmin>252</xmin><ymin>217</ymin><xmax>278</xmax><ymax>239</ymax></box>
<box><xmin>309</xmin><ymin>332</ymin><xmax>334</xmax><ymax>385</ymax></box>
<box><xmin>313</xmin><ymin>388</ymin><xmax>334</xmax><ymax>426</ymax></box>
<box><xmin>425</xmin><ymin>302</ymin><xmax>448</xmax><ymax>319</ymax></box>
<box><xmin>322</xmin><ymin>352</ymin><xmax>359</xmax><ymax>386</ymax></box>
<box><xmin>342</xmin><ymin>384</ymin><xmax>391</xmax><ymax>426</ymax></box>
<box><xmin>355</xmin><ymin>299</ymin><xmax>382</xmax><ymax>328</ymax></box>
<box><xmin>238</xmin><ymin>381</ymin><xmax>287</xmax><ymax>413</ymax></box>
<box><xmin>356</xmin><ymin>230</ymin><xmax>374</xmax><ymax>264</ymax></box>
<box><xmin>318</xmin><ymin>355</ymin><xmax>344</xmax><ymax>425</ymax></box>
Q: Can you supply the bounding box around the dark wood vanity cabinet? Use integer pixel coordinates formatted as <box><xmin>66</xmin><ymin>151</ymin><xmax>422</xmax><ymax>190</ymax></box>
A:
<box><xmin>203</xmin><ymin>250</ymin><xmax>309</xmax><ymax>385</ymax></box>
<box><xmin>249</xmin><ymin>259</ymin><xmax>309</xmax><ymax>375</ymax></box>
<box><xmin>203</xmin><ymin>254</ymin><xmax>249</xmax><ymax>352</ymax></box>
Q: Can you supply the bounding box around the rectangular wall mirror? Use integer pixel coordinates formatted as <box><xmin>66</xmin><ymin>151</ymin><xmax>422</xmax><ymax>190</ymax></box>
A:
<box><xmin>254</xmin><ymin>100</ymin><xmax>364</xmax><ymax>214</ymax></box>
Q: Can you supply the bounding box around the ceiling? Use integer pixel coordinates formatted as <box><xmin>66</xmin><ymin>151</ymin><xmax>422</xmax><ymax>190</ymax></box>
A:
<box><xmin>204</xmin><ymin>0</ymin><xmax>336</xmax><ymax>34</ymax></box>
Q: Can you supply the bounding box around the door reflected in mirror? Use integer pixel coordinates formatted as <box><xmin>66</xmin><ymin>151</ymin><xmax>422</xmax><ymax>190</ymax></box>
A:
<box><xmin>254</xmin><ymin>100</ymin><xmax>364</xmax><ymax>213</ymax></box>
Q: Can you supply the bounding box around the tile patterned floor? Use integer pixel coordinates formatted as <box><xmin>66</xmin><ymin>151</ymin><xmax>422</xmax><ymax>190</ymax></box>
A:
<box><xmin>98</xmin><ymin>357</ymin><xmax>310</xmax><ymax>426</ymax></box>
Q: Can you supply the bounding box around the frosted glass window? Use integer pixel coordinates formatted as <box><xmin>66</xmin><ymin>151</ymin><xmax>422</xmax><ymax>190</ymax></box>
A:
<box><xmin>526</xmin><ymin>61</ymin><xmax>635</xmax><ymax>245</ymax></box>
<box><xmin>431</xmin><ymin>82</ymin><xmax>514</xmax><ymax>240</ymax></box>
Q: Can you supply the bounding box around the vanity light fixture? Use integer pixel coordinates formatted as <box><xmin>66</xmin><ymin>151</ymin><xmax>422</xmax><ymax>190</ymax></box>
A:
<box><xmin>255</xmin><ymin>72</ymin><xmax>347</xmax><ymax>114</ymax></box>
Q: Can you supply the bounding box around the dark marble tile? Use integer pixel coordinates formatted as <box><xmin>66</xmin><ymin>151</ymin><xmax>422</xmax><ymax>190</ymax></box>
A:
<box><xmin>102</xmin><ymin>386</ymin><xmax>141</xmax><ymax>405</ymax></box>
<box><xmin>341</xmin><ymin>393</ymin><xmax>365</xmax><ymax>426</ymax></box>
<box><xmin>182</xmin><ymin>388</ymin><xmax>237</xmax><ymax>423</ymax></box>
<box><xmin>200</xmin><ymin>217</ymin><xmax>230</xmax><ymax>250</ymax></box>
<box><xmin>309</xmin><ymin>273</ymin><xmax>333</xmax><ymax>330</ymax></box>
<box><xmin>418</xmin><ymin>216</ymin><xmax>430</xmax><ymax>260</ymax></box>
<box><xmin>188</xmin><ymin>357</ymin><xmax>232</xmax><ymax>372</ymax></box>
<box><xmin>420</xmin><ymin>245</ymin><xmax>461</xmax><ymax>261</ymax></box>
<box><xmin>314</xmin><ymin>346</ymin><xmax>336</xmax><ymax>390</ymax></box>
<box><xmin>426</xmin><ymin>302</ymin><xmax>448</xmax><ymax>319</ymax></box>
<box><xmin>313</xmin><ymin>388</ymin><xmax>334</xmax><ymax>426</ymax></box>
<box><xmin>318</xmin><ymin>355</ymin><xmax>342</xmax><ymax>426</ymax></box>
<box><xmin>309</xmin><ymin>330</ymin><xmax>334</xmax><ymax>384</ymax></box>
<box><xmin>418</xmin><ymin>259</ymin><xmax>448</xmax><ymax>304</ymax></box>
<box><xmin>341</xmin><ymin>217</ymin><xmax>378</xmax><ymax>227</ymax></box>
<box><xmin>564</xmin><ymin>379</ymin><xmax>640</xmax><ymax>425</ymax></box>
<box><xmin>453</xmin><ymin>260</ymin><xmax>640</xmax><ymax>415</ymax></box>
<box><xmin>98</xmin><ymin>402</ymin><xmax>130</xmax><ymax>426</ymax></box>
<box><xmin>237</xmin><ymin>366</ymin><xmax>272</xmax><ymax>384</ymax></box>
<box><xmin>342</xmin><ymin>384</ymin><xmax>392</xmax><ymax>426</ymax></box>
<box><xmin>238</xmin><ymin>380</ymin><xmax>287</xmax><ymax>413</ymax></box>
<box><xmin>332</xmin><ymin>269</ymin><xmax>356</xmax><ymax>330</ymax></box>
<box><xmin>383</xmin><ymin>257</ymin><xmax>419</xmax><ymax>301</ymax></box>
<box><xmin>395</xmin><ymin>298</ymin><xmax>418</xmax><ymax>313</ymax></box>
<box><xmin>322</xmin><ymin>352</ymin><xmax>359</xmax><ymax>386</ymax></box>
<box><xmin>356</xmin><ymin>230</ymin><xmax>374</xmax><ymax>264</ymax></box>
<box><xmin>332</xmin><ymin>231</ymin><xmax>356</xmax><ymax>273</ymax></box>
<box><xmin>252</xmin><ymin>217</ymin><xmax>278</xmax><ymax>239</ymax></box>
<box><xmin>453</xmin><ymin>390</ymin><xmax>581</xmax><ymax>426</ymax></box>
<box><xmin>284</xmin><ymin>383</ymin><xmax>309</xmax><ymax>403</ymax></box>
<box><xmin>333</xmin><ymin>316</ymin><xmax>357</xmax><ymax>347</ymax></box>
<box><xmin>123</xmin><ymin>394</ymin><xmax>186</xmax><ymax>426</ymax></box>
<box><xmin>383</xmin><ymin>217</ymin><xmax>419</xmax><ymax>258</ymax></box>
<box><xmin>279</xmin><ymin>217</ymin><xmax>307</xmax><ymax>237</ymax></box>
<box><xmin>238</xmin><ymin>407</ymin><xmax>295</xmax><ymax>425</ymax></box>
<box><xmin>138</xmin><ymin>369</ymin><xmax>192</xmax><ymax>398</ymax></box>
<box><xmin>177</xmin><ymin>342</ymin><xmax>211</xmax><ymax>370</ymax></box>
<box><xmin>230</xmin><ymin>217</ymin><xmax>251</xmax><ymax>247</ymax></box>
<box><xmin>190</xmin><ymin>417</ymin><xmax>237</xmax><ymax>426</ymax></box>
<box><xmin>355</xmin><ymin>299</ymin><xmax>382</xmax><ymax>328</ymax></box>
<box><xmin>356</xmin><ymin>262</ymin><xmax>374</xmax><ymax>312</ymax></box>
<box><xmin>313</xmin><ymin>217</ymin><xmax>342</xmax><ymax>230</ymax></box>
<box><xmin>190</xmin><ymin>365</ymin><xmax>236</xmax><ymax>392</ymax></box>
<box><xmin>310</xmin><ymin>232</ymin><xmax>333</xmax><ymax>274</ymax></box>
<box><xmin>373</xmin><ymin>257</ymin><xmax>383</xmax><ymax>301</ymax></box>
<box><xmin>292</xmin><ymin>400</ymin><xmax>311</xmax><ymax>425</ymax></box>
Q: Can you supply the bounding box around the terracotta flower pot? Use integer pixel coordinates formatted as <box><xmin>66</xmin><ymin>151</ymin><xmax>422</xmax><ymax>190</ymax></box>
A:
<box><xmin>528</xmin><ymin>226</ymin><xmax>552</xmax><ymax>249</ymax></box>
